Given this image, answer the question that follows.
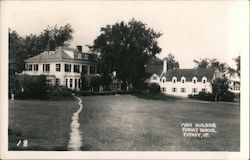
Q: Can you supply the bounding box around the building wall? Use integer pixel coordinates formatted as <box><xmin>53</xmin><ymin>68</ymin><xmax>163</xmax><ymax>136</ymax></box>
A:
<box><xmin>23</xmin><ymin>61</ymin><xmax>97</xmax><ymax>91</ymax></box>
<box><xmin>159</xmin><ymin>80</ymin><xmax>212</xmax><ymax>97</ymax></box>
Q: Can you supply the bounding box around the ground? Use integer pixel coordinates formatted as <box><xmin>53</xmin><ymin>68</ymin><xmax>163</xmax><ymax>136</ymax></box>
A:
<box><xmin>8</xmin><ymin>100</ymin><xmax>78</xmax><ymax>150</ymax></box>
<box><xmin>79</xmin><ymin>94</ymin><xmax>240</xmax><ymax>151</ymax></box>
<box><xmin>8</xmin><ymin>94</ymin><xmax>240</xmax><ymax>151</ymax></box>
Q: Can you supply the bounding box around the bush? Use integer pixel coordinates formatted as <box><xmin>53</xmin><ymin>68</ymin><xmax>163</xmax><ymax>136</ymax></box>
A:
<box><xmin>188</xmin><ymin>91</ymin><xmax>215</xmax><ymax>101</ymax></box>
<box><xmin>47</xmin><ymin>86</ymin><xmax>73</xmax><ymax>99</ymax></box>
<box><xmin>14</xmin><ymin>75</ymin><xmax>48</xmax><ymax>99</ymax></box>
<box><xmin>13</xmin><ymin>75</ymin><xmax>73</xmax><ymax>100</ymax></box>
<box><xmin>147</xmin><ymin>83</ymin><xmax>160</xmax><ymax>93</ymax></box>
<box><xmin>220</xmin><ymin>91</ymin><xmax>235</xmax><ymax>102</ymax></box>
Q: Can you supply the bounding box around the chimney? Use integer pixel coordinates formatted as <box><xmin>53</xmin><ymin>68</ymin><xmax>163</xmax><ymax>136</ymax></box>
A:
<box><xmin>77</xmin><ymin>45</ymin><xmax>82</xmax><ymax>52</ymax></box>
<box><xmin>163</xmin><ymin>57</ymin><xmax>167</xmax><ymax>73</ymax></box>
<box><xmin>47</xmin><ymin>40</ymin><xmax>55</xmax><ymax>51</ymax></box>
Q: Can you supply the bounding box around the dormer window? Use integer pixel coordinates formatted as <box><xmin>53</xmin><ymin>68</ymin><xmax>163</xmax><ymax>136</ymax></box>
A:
<box><xmin>202</xmin><ymin>77</ymin><xmax>207</xmax><ymax>84</ymax></box>
<box><xmin>77</xmin><ymin>54</ymin><xmax>82</xmax><ymax>59</ymax></box>
<box><xmin>161</xmin><ymin>77</ymin><xmax>166</xmax><ymax>83</ymax></box>
<box><xmin>192</xmin><ymin>77</ymin><xmax>197</xmax><ymax>84</ymax></box>
<box><xmin>181</xmin><ymin>77</ymin><xmax>186</xmax><ymax>83</ymax></box>
<box><xmin>172</xmin><ymin>77</ymin><xmax>177</xmax><ymax>83</ymax></box>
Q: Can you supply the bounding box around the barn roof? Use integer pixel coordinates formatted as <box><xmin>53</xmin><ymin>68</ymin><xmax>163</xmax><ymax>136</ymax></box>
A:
<box><xmin>161</xmin><ymin>68</ymin><xmax>215</xmax><ymax>82</ymax></box>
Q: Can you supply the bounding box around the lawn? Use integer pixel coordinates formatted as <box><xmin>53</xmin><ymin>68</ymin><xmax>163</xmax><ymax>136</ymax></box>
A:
<box><xmin>8</xmin><ymin>94</ymin><xmax>240</xmax><ymax>151</ymax></box>
<box><xmin>79</xmin><ymin>94</ymin><xmax>240</xmax><ymax>151</ymax></box>
<box><xmin>8</xmin><ymin>99</ymin><xmax>78</xmax><ymax>150</ymax></box>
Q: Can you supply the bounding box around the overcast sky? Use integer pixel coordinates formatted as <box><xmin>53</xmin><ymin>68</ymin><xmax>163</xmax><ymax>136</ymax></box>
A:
<box><xmin>3</xmin><ymin>1</ymin><xmax>248</xmax><ymax>69</ymax></box>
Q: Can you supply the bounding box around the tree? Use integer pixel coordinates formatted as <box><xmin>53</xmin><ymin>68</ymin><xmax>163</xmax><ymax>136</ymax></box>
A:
<box><xmin>90</xmin><ymin>19</ymin><xmax>162</xmax><ymax>89</ymax></box>
<box><xmin>193</xmin><ymin>58</ymin><xmax>210</xmax><ymax>69</ymax></box>
<box><xmin>165</xmin><ymin>54</ymin><xmax>179</xmax><ymax>70</ymax></box>
<box><xmin>194</xmin><ymin>58</ymin><xmax>229</xmax><ymax>72</ymax></box>
<box><xmin>9</xmin><ymin>24</ymin><xmax>74</xmax><ymax>92</ymax></box>
<box><xmin>233</xmin><ymin>55</ymin><xmax>240</xmax><ymax>76</ymax></box>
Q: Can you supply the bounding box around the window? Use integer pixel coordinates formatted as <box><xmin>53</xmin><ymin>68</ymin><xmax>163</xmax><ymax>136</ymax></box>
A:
<box><xmin>70</xmin><ymin>79</ymin><xmax>73</xmax><ymax>88</ymax></box>
<box><xmin>75</xmin><ymin>79</ymin><xmax>77</xmax><ymax>88</ymax></box>
<box><xmin>172</xmin><ymin>87</ymin><xmax>177</xmax><ymax>92</ymax></box>
<box><xmin>34</xmin><ymin>64</ymin><xmax>39</xmax><ymax>71</ymax></box>
<box><xmin>65</xmin><ymin>64</ymin><xmax>71</xmax><ymax>72</ymax></box>
<box><xmin>83</xmin><ymin>54</ymin><xmax>89</xmax><ymax>60</ymax></box>
<box><xmin>90</xmin><ymin>66</ymin><xmax>96</xmax><ymax>74</ymax></box>
<box><xmin>78</xmin><ymin>79</ymin><xmax>81</xmax><ymax>89</ymax></box>
<box><xmin>192</xmin><ymin>77</ymin><xmax>197</xmax><ymax>84</ymax></box>
<box><xmin>65</xmin><ymin>79</ymin><xmax>68</xmax><ymax>87</ymax></box>
<box><xmin>202</xmin><ymin>77</ymin><xmax>207</xmax><ymax>84</ymax></box>
<box><xmin>181</xmin><ymin>88</ymin><xmax>186</xmax><ymax>93</ymax></box>
<box><xmin>202</xmin><ymin>88</ymin><xmax>207</xmax><ymax>92</ymax></box>
<box><xmin>56</xmin><ymin>64</ymin><xmax>61</xmax><ymax>72</ymax></box>
<box><xmin>43</xmin><ymin>64</ymin><xmax>50</xmax><ymax>72</ymax></box>
<box><xmin>82</xmin><ymin>65</ymin><xmax>88</xmax><ymax>74</ymax></box>
<box><xmin>192</xmin><ymin>88</ymin><xmax>198</xmax><ymax>93</ymax></box>
<box><xmin>77</xmin><ymin>54</ymin><xmax>82</xmax><ymax>59</ymax></box>
<box><xmin>162</xmin><ymin>79</ymin><xmax>165</xmax><ymax>83</ymax></box>
<box><xmin>28</xmin><ymin>64</ymin><xmax>33</xmax><ymax>71</ymax></box>
<box><xmin>74</xmin><ymin>65</ymin><xmax>80</xmax><ymax>73</ymax></box>
<box><xmin>181</xmin><ymin>77</ymin><xmax>186</xmax><ymax>83</ymax></box>
<box><xmin>56</xmin><ymin>78</ymin><xmax>60</xmax><ymax>86</ymax></box>
<box><xmin>172</xmin><ymin>77</ymin><xmax>177</xmax><ymax>83</ymax></box>
<box><xmin>162</xmin><ymin>87</ymin><xmax>166</xmax><ymax>92</ymax></box>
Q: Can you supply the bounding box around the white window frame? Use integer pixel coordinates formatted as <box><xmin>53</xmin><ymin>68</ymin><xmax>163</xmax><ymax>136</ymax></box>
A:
<box><xmin>181</xmin><ymin>76</ymin><xmax>186</xmax><ymax>83</ymax></box>
<box><xmin>172</xmin><ymin>77</ymin><xmax>177</xmax><ymax>83</ymax></box>
<box><xmin>192</xmin><ymin>77</ymin><xmax>197</xmax><ymax>84</ymax></box>
<box><xmin>202</xmin><ymin>77</ymin><xmax>207</xmax><ymax>84</ymax></box>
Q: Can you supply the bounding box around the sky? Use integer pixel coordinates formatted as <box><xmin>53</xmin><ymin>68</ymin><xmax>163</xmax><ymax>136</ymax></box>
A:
<box><xmin>3</xmin><ymin>0</ymin><xmax>249</xmax><ymax>69</ymax></box>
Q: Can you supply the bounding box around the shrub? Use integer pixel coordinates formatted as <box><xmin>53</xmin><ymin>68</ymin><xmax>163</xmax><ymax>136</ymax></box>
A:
<box><xmin>147</xmin><ymin>83</ymin><xmax>160</xmax><ymax>93</ymax></box>
<box><xmin>14</xmin><ymin>75</ymin><xmax>48</xmax><ymax>99</ymax></box>
<box><xmin>47</xmin><ymin>86</ymin><xmax>73</xmax><ymax>98</ymax></box>
<box><xmin>188</xmin><ymin>91</ymin><xmax>215</xmax><ymax>101</ymax></box>
<box><xmin>220</xmin><ymin>91</ymin><xmax>235</xmax><ymax>102</ymax></box>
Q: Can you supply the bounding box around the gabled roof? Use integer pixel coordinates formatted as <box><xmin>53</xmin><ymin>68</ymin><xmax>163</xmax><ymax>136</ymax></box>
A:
<box><xmin>145</xmin><ymin>65</ymin><xmax>163</xmax><ymax>76</ymax></box>
<box><xmin>24</xmin><ymin>46</ymin><xmax>97</xmax><ymax>63</ymax></box>
<box><xmin>161</xmin><ymin>68</ymin><xmax>215</xmax><ymax>82</ymax></box>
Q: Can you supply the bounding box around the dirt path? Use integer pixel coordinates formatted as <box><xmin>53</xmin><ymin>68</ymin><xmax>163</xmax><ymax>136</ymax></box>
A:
<box><xmin>67</xmin><ymin>96</ymin><xmax>83</xmax><ymax>151</ymax></box>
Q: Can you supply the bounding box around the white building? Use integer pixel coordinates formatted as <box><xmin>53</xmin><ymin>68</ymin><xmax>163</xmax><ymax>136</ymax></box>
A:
<box><xmin>22</xmin><ymin>46</ymin><xmax>98</xmax><ymax>91</ymax></box>
<box><xmin>147</xmin><ymin>58</ymin><xmax>216</xmax><ymax>97</ymax></box>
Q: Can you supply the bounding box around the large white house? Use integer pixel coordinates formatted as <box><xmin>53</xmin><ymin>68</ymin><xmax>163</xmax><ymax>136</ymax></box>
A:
<box><xmin>146</xmin><ymin>58</ymin><xmax>216</xmax><ymax>97</ymax></box>
<box><xmin>22</xmin><ymin>46</ymin><xmax>98</xmax><ymax>91</ymax></box>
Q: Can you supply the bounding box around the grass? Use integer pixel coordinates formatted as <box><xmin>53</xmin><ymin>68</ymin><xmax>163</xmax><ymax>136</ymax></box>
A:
<box><xmin>8</xmin><ymin>93</ymin><xmax>240</xmax><ymax>151</ymax></box>
<box><xmin>8</xmin><ymin>99</ymin><xmax>78</xmax><ymax>150</ymax></box>
<box><xmin>79</xmin><ymin>94</ymin><xmax>240</xmax><ymax>151</ymax></box>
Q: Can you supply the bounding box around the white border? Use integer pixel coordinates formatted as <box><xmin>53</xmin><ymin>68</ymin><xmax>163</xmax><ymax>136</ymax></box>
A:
<box><xmin>0</xmin><ymin>1</ymin><xmax>249</xmax><ymax>159</ymax></box>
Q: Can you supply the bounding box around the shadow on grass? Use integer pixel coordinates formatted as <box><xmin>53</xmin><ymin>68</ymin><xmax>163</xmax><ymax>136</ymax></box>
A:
<box><xmin>132</xmin><ymin>92</ymin><xmax>180</xmax><ymax>101</ymax></box>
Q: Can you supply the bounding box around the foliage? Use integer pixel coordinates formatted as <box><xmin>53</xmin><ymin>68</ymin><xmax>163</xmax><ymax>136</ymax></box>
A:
<box><xmin>147</xmin><ymin>83</ymin><xmax>160</xmax><ymax>93</ymax></box>
<box><xmin>47</xmin><ymin>86</ymin><xmax>73</xmax><ymax>99</ymax></box>
<box><xmin>165</xmin><ymin>53</ymin><xmax>180</xmax><ymax>70</ymax></box>
<box><xmin>14</xmin><ymin>75</ymin><xmax>48</xmax><ymax>99</ymax></box>
<box><xmin>220</xmin><ymin>91</ymin><xmax>235</xmax><ymax>102</ymax></box>
<box><xmin>193</xmin><ymin>58</ymin><xmax>228</xmax><ymax>72</ymax></box>
<box><xmin>212</xmin><ymin>77</ymin><xmax>229</xmax><ymax>101</ymax></box>
<box><xmin>188</xmin><ymin>92</ymin><xmax>215</xmax><ymax>101</ymax></box>
<box><xmin>147</xmin><ymin>56</ymin><xmax>163</xmax><ymax>65</ymax></box>
<box><xmin>12</xmin><ymin>75</ymin><xmax>74</xmax><ymax>99</ymax></box>
<box><xmin>9</xmin><ymin>24</ymin><xmax>73</xmax><ymax>91</ymax></box>
<box><xmin>89</xmin><ymin>19</ymin><xmax>162</xmax><ymax>89</ymax></box>
<box><xmin>233</xmin><ymin>55</ymin><xmax>240</xmax><ymax>76</ymax></box>
<box><xmin>80</xmin><ymin>74</ymin><xmax>102</xmax><ymax>91</ymax></box>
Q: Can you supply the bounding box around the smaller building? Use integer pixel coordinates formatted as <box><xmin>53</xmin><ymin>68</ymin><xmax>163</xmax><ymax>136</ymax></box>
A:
<box><xmin>146</xmin><ymin>58</ymin><xmax>216</xmax><ymax>97</ymax></box>
<box><xmin>159</xmin><ymin>68</ymin><xmax>215</xmax><ymax>97</ymax></box>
